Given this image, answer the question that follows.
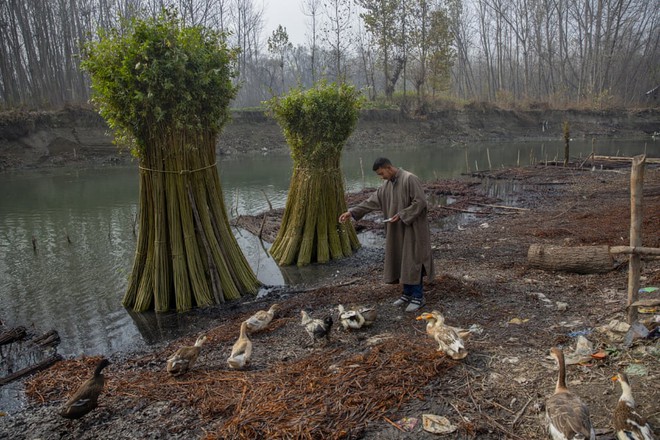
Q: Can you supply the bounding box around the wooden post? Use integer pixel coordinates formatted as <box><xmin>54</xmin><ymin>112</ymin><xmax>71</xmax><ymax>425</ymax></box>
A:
<box><xmin>627</xmin><ymin>154</ymin><xmax>645</xmax><ymax>323</ymax></box>
<box><xmin>562</xmin><ymin>121</ymin><xmax>570</xmax><ymax>167</ymax></box>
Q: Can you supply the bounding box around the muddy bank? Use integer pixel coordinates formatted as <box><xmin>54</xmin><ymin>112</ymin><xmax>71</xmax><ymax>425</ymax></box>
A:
<box><xmin>1</xmin><ymin>106</ymin><xmax>658</xmax><ymax>170</ymax></box>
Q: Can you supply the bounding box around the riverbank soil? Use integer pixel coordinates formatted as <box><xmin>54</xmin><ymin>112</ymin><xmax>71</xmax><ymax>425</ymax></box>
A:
<box><xmin>1</xmin><ymin>107</ymin><xmax>658</xmax><ymax>170</ymax></box>
<box><xmin>1</xmin><ymin>161</ymin><xmax>659</xmax><ymax>439</ymax></box>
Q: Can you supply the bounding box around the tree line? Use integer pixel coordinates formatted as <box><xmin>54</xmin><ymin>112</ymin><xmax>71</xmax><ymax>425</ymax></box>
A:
<box><xmin>1</xmin><ymin>0</ymin><xmax>658</xmax><ymax>111</ymax></box>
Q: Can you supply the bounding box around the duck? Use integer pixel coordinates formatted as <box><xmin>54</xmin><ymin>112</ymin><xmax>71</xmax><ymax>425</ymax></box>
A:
<box><xmin>545</xmin><ymin>347</ymin><xmax>595</xmax><ymax>440</ymax></box>
<box><xmin>227</xmin><ymin>321</ymin><xmax>253</xmax><ymax>370</ymax></box>
<box><xmin>416</xmin><ymin>311</ymin><xmax>467</xmax><ymax>360</ymax></box>
<box><xmin>244</xmin><ymin>303</ymin><xmax>280</xmax><ymax>333</ymax></box>
<box><xmin>612</xmin><ymin>372</ymin><xmax>656</xmax><ymax>440</ymax></box>
<box><xmin>166</xmin><ymin>334</ymin><xmax>207</xmax><ymax>376</ymax></box>
<box><xmin>59</xmin><ymin>358</ymin><xmax>110</xmax><ymax>419</ymax></box>
<box><xmin>337</xmin><ymin>304</ymin><xmax>365</xmax><ymax>330</ymax></box>
<box><xmin>358</xmin><ymin>306</ymin><xmax>377</xmax><ymax>326</ymax></box>
<box><xmin>300</xmin><ymin>310</ymin><xmax>333</xmax><ymax>344</ymax></box>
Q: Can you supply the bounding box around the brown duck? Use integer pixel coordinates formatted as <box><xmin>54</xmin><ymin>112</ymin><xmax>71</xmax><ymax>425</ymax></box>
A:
<box><xmin>59</xmin><ymin>358</ymin><xmax>110</xmax><ymax>419</ymax></box>
<box><xmin>545</xmin><ymin>347</ymin><xmax>595</xmax><ymax>440</ymax></box>
<box><xmin>166</xmin><ymin>335</ymin><xmax>207</xmax><ymax>376</ymax></box>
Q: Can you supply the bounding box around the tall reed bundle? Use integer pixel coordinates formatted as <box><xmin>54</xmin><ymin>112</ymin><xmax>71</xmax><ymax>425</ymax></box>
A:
<box><xmin>268</xmin><ymin>82</ymin><xmax>361</xmax><ymax>266</ymax></box>
<box><xmin>82</xmin><ymin>11</ymin><xmax>260</xmax><ymax>312</ymax></box>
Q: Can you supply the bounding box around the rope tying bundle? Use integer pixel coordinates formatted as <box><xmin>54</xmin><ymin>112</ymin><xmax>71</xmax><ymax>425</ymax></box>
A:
<box><xmin>139</xmin><ymin>162</ymin><xmax>217</xmax><ymax>175</ymax></box>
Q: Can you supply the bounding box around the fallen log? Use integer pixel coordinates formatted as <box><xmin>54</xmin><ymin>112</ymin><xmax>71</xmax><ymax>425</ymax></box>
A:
<box><xmin>593</xmin><ymin>155</ymin><xmax>660</xmax><ymax>164</ymax></box>
<box><xmin>0</xmin><ymin>354</ymin><xmax>62</xmax><ymax>386</ymax></box>
<box><xmin>0</xmin><ymin>326</ymin><xmax>27</xmax><ymax>346</ymax></box>
<box><xmin>33</xmin><ymin>330</ymin><xmax>61</xmax><ymax>348</ymax></box>
<box><xmin>527</xmin><ymin>244</ymin><xmax>614</xmax><ymax>274</ymax></box>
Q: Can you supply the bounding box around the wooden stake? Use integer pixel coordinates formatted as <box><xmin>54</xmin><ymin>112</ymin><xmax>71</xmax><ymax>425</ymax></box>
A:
<box><xmin>627</xmin><ymin>154</ymin><xmax>645</xmax><ymax>323</ymax></box>
<box><xmin>464</xmin><ymin>148</ymin><xmax>469</xmax><ymax>173</ymax></box>
<box><xmin>610</xmin><ymin>246</ymin><xmax>660</xmax><ymax>256</ymax></box>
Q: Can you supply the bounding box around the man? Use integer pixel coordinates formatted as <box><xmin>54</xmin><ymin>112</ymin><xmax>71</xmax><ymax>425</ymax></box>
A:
<box><xmin>339</xmin><ymin>157</ymin><xmax>434</xmax><ymax>312</ymax></box>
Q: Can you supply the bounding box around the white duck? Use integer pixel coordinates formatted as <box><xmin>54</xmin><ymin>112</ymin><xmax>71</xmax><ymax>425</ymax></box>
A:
<box><xmin>227</xmin><ymin>321</ymin><xmax>252</xmax><ymax>370</ymax></box>
<box><xmin>337</xmin><ymin>304</ymin><xmax>365</xmax><ymax>330</ymax></box>
<box><xmin>244</xmin><ymin>303</ymin><xmax>280</xmax><ymax>333</ymax></box>
<box><xmin>612</xmin><ymin>372</ymin><xmax>656</xmax><ymax>440</ymax></box>
<box><xmin>416</xmin><ymin>311</ymin><xmax>467</xmax><ymax>360</ymax></box>
<box><xmin>545</xmin><ymin>347</ymin><xmax>595</xmax><ymax>440</ymax></box>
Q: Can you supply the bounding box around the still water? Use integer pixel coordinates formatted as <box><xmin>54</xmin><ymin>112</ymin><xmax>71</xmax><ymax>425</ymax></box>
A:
<box><xmin>0</xmin><ymin>139</ymin><xmax>655</xmax><ymax>364</ymax></box>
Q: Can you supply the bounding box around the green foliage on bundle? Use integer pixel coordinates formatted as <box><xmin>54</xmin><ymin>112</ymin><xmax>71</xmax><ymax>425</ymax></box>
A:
<box><xmin>81</xmin><ymin>9</ymin><xmax>238</xmax><ymax>155</ymax></box>
<box><xmin>267</xmin><ymin>82</ymin><xmax>362</xmax><ymax>166</ymax></box>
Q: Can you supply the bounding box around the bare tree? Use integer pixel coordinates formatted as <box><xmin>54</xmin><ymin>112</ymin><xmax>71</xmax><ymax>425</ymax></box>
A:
<box><xmin>321</xmin><ymin>0</ymin><xmax>354</xmax><ymax>83</ymax></box>
<box><xmin>301</xmin><ymin>0</ymin><xmax>322</xmax><ymax>83</ymax></box>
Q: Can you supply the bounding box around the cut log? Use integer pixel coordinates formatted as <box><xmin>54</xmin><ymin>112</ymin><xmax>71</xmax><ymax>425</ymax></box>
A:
<box><xmin>527</xmin><ymin>244</ymin><xmax>614</xmax><ymax>274</ymax></box>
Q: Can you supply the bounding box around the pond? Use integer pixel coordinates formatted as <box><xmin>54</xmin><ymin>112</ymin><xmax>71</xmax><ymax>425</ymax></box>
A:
<box><xmin>0</xmin><ymin>137</ymin><xmax>655</xmax><ymax>409</ymax></box>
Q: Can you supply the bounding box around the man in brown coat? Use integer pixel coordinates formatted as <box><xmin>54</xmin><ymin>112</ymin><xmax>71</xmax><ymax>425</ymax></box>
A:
<box><xmin>339</xmin><ymin>157</ymin><xmax>434</xmax><ymax>312</ymax></box>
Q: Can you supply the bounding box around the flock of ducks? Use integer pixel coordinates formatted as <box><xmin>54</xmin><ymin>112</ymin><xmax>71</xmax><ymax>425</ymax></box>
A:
<box><xmin>57</xmin><ymin>302</ymin><xmax>657</xmax><ymax>440</ymax></box>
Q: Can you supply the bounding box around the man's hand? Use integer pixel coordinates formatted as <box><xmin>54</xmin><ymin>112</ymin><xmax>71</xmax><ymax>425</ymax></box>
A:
<box><xmin>338</xmin><ymin>211</ymin><xmax>352</xmax><ymax>223</ymax></box>
<box><xmin>385</xmin><ymin>213</ymin><xmax>400</xmax><ymax>223</ymax></box>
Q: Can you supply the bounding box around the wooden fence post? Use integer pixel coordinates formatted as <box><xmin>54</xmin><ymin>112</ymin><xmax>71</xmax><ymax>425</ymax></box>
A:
<box><xmin>627</xmin><ymin>155</ymin><xmax>646</xmax><ymax>323</ymax></box>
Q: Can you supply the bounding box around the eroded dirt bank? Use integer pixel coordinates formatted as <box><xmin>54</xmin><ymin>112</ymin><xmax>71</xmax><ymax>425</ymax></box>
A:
<box><xmin>1</xmin><ymin>161</ymin><xmax>658</xmax><ymax>439</ymax></box>
<box><xmin>1</xmin><ymin>106</ymin><xmax>658</xmax><ymax>170</ymax></box>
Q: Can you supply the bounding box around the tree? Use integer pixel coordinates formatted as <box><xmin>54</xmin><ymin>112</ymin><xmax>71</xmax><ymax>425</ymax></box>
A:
<box><xmin>408</xmin><ymin>0</ymin><xmax>454</xmax><ymax>109</ymax></box>
<box><xmin>357</xmin><ymin>0</ymin><xmax>404</xmax><ymax>100</ymax></box>
<box><xmin>321</xmin><ymin>0</ymin><xmax>354</xmax><ymax>82</ymax></box>
<box><xmin>267</xmin><ymin>82</ymin><xmax>361</xmax><ymax>266</ymax></box>
<box><xmin>81</xmin><ymin>10</ymin><xmax>261</xmax><ymax>312</ymax></box>
<box><xmin>267</xmin><ymin>25</ymin><xmax>293</xmax><ymax>94</ymax></box>
<box><xmin>301</xmin><ymin>0</ymin><xmax>322</xmax><ymax>83</ymax></box>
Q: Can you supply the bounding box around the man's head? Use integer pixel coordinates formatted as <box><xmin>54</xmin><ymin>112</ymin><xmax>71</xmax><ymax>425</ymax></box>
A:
<box><xmin>372</xmin><ymin>157</ymin><xmax>397</xmax><ymax>181</ymax></box>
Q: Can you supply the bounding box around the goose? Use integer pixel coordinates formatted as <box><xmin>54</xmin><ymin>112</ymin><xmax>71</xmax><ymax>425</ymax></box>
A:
<box><xmin>612</xmin><ymin>372</ymin><xmax>656</xmax><ymax>440</ymax></box>
<box><xmin>545</xmin><ymin>347</ymin><xmax>595</xmax><ymax>440</ymax></box>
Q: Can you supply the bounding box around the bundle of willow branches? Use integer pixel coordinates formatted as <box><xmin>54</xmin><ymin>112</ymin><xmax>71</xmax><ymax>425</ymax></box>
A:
<box><xmin>82</xmin><ymin>11</ymin><xmax>260</xmax><ymax>312</ymax></box>
<box><xmin>268</xmin><ymin>82</ymin><xmax>361</xmax><ymax>266</ymax></box>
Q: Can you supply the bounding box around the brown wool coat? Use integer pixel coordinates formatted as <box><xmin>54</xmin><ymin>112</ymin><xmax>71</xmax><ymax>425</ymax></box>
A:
<box><xmin>349</xmin><ymin>168</ymin><xmax>434</xmax><ymax>285</ymax></box>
